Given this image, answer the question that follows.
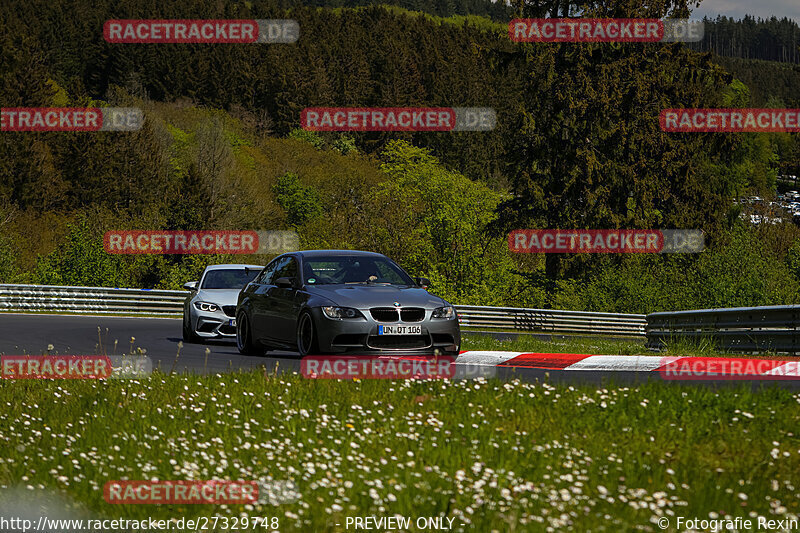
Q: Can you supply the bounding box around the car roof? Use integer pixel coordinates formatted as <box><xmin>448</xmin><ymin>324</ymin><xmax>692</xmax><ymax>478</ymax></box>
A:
<box><xmin>293</xmin><ymin>250</ymin><xmax>387</xmax><ymax>259</ymax></box>
<box><xmin>203</xmin><ymin>264</ymin><xmax>263</xmax><ymax>271</ymax></box>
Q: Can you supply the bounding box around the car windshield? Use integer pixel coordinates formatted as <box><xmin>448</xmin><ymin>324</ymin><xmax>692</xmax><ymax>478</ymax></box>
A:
<box><xmin>303</xmin><ymin>256</ymin><xmax>415</xmax><ymax>286</ymax></box>
<box><xmin>201</xmin><ymin>268</ymin><xmax>260</xmax><ymax>289</ymax></box>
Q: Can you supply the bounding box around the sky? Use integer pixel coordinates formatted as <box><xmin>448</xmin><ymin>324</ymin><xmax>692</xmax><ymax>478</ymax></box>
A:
<box><xmin>689</xmin><ymin>0</ymin><xmax>800</xmax><ymax>22</ymax></box>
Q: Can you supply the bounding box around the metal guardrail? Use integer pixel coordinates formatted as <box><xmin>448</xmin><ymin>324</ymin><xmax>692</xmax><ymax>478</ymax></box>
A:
<box><xmin>647</xmin><ymin>305</ymin><xmax>800</xmax><ymax>353</ymax></box>
<box><xmin>456</xmin><ymin>305</ymin><xmax>646</xmax><ymax>337</ymax></box>
<box><xmin>0</xmin><ymin>284</ymin><xmax>648</xmax><ymax>337</ymax></box>
<box><xmin>0</xmin><ymin>284</ymin><xmax>187</xmax><ymax>317</ymax></box>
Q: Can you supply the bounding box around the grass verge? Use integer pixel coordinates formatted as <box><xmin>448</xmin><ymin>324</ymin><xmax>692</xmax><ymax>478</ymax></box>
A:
<box><xmin>461</xmin><ymin>333</ymin><xmax>741</xmax><ymax>358</ymax></box>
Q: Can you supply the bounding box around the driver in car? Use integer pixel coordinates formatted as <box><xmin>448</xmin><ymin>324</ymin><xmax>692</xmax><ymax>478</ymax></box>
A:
<box><xmin>341</xmin><ymin>261</ymin><xmax>379</xmax><ymax>283</ymax></box>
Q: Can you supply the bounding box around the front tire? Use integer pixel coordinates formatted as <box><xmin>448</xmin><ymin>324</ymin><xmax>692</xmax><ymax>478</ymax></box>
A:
<box><xmin>236</xmin><ymin>311</ymin><xmax>263</xmax><ymax>356</ymax></box>
<box><xmin>296</xmin><ymin>311</ymin><xmax>321</xmax><ymax>356</ymax></box>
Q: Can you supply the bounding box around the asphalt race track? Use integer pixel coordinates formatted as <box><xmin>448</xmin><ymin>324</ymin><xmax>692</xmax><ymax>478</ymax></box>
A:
<box><xmin>2</xmin><ymin>313</ymin><xmax>800</xmax><ymax>389</ymax></box>
<box><xmin>0</xmin><ymin>313</ymin><xmax>280</xmax><ymax>374</ymax></box>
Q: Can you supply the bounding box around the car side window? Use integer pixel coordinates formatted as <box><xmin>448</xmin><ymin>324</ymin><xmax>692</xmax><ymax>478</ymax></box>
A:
<box><xmin>272</xmin><ymin>256</ymin><xmax>299</xmax><ymax>283</ymax></box>
<box><xmin>256</xmin><ymin>259</ymin><xmax>280</xmax><ymax>285</ymax></box>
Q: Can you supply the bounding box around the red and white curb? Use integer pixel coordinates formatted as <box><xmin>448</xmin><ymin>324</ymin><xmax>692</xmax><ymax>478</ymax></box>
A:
<box><xmin>454</xmin><ymin>351</ymin><xmax>800</xmax><ymax>378</ymax></box>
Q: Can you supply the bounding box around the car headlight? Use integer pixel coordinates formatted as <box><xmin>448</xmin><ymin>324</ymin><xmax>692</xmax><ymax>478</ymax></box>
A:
<box><xmin>322</xmin><ymin>306</ymin><xmax>362</xmax><ymax>319</ymax></box>
<box><xmin>193</xmin><ymin>301</ymin><xmax>219</xmax><ymax>312</ymax></box>
<box><xmin>432</xmin><ymin>306</ymin><xmax>455</xmax><ymax>319</ymax></box>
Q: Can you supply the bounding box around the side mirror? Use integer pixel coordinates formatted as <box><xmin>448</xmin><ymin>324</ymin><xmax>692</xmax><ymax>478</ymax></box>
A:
<box><xmin>183</xmin><ymin>281</ymin><xmax>198</xmax><ymax>291</ymax></box>
<box><xmin>275</xmin><ymin>277</ymin><xmax>295</xmax><ymax>289</ymax></box>
<box><xmin>415</xmin><ymin>277</ymin><xmax>431</xmax><ymax>289</ymax></box>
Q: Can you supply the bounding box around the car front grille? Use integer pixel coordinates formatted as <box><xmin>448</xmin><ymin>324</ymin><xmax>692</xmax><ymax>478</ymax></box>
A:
<box><xmin>370</xmin><ymin>307</ymin><xmax>399</xmax><ymax>322</ymax></box>
<box><xmin>400</xmin><ymin>308</ymin><xmax>425</xmax><ymax>322</ymax></box>
<box><xmin>222</xmin><ymin>305</ymin><xmax>237</xmax><ymax>318</ymax></box>
<box><xmin>370</xmin><ymin>307</ymin><xmax>425</xmax><ymax>322</ymax></box>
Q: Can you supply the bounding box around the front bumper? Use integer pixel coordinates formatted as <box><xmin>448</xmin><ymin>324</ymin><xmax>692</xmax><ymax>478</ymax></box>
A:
<box><xmin>191</xmin><ymin>304</ymin><xmax>238</xmax><ymax>339</ymax></box>
<box><xmin>310</xmin><ymin>307</ymin><xmax>460</xmax><ymax>355</ymax></box>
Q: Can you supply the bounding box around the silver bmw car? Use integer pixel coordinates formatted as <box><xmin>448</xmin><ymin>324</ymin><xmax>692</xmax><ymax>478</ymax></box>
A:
<box><xmin>235</xmin><ymin>250</ymin><xmax>460</xmax><ymax>356</ymax></box>
<box><xmin>182</xmin><ymin>264</ymin><xmax>262</xmax><ymax>343</ymax></box>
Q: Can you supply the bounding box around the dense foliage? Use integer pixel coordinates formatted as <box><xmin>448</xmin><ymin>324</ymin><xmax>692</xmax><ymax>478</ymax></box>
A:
<box><xmin>2</xmin><ymin>0</ymin><xmax>800</xmax><ymax>312</ymax></box>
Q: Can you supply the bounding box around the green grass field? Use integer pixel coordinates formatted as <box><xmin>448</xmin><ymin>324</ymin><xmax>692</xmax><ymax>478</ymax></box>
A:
<box><xmin>0</xmin><ymin>369</ymin><xmax>798</xmax><ymax>532</ymax></box>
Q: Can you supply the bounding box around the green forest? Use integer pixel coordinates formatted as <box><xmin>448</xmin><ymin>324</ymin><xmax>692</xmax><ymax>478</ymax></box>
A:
<box><xmin>2</xmin><ymin>0</ymin><xmax>800</xmax><ymax>313</ymax></box>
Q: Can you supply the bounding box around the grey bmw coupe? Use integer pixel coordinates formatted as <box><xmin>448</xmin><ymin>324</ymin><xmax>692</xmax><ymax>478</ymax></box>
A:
<box><xmin>235</xmin><ymin>250</ymin><xmax>460</xmax><ymax>356</ymax></box>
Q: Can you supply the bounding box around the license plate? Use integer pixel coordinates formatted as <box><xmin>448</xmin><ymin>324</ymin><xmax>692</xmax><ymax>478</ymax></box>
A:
<box><xmin>378</xmin><ymin>325</ymin><xmax>421</xmax><ymax>335</ymax></box>
<box><xmin>229</xmin><ymin>319</ymin><xmax>237</xmax><ymax>327</ymax></box>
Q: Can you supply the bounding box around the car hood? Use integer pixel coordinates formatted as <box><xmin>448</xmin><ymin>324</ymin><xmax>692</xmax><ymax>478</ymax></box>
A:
<box><xmin>194</xmin><ymin>288</ymin><xmax>242</xmax><ymax>306</ymax></box>
<box><xmin>307</xmin><ymin>285</ymin><xmax>447</xmax><ymax>309</ymax></box>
